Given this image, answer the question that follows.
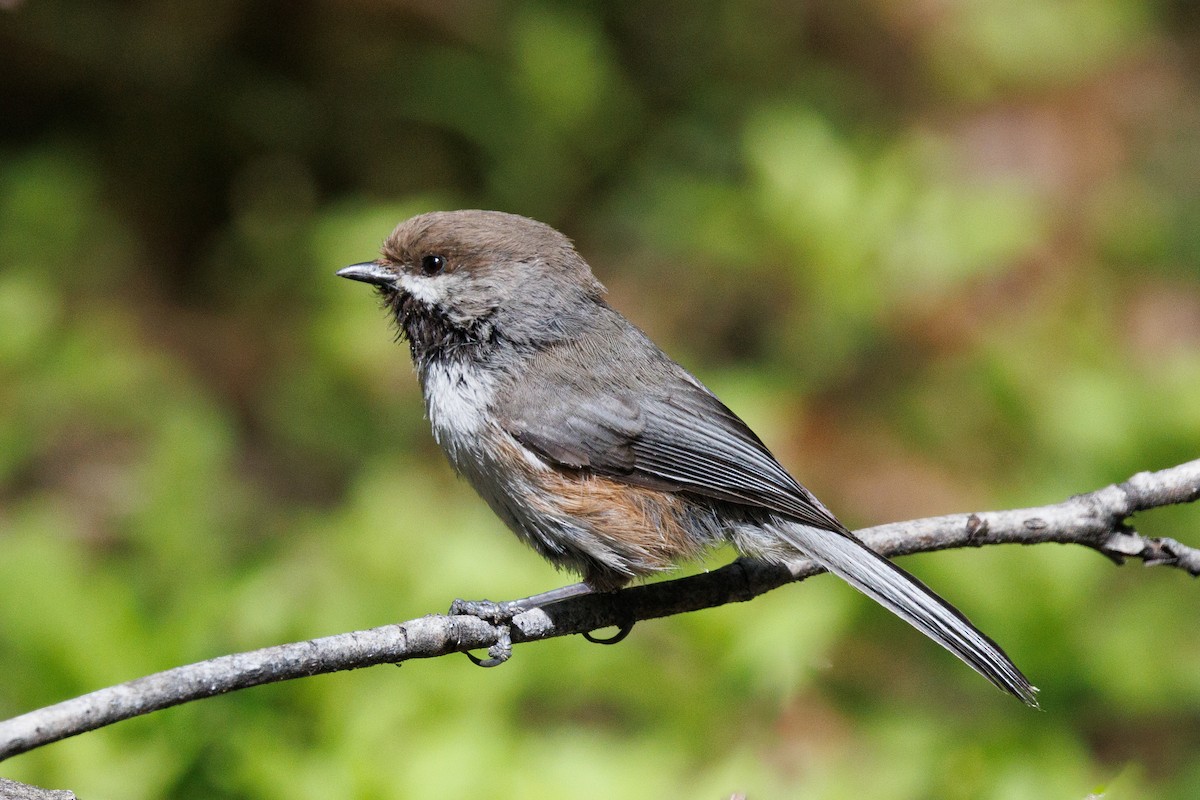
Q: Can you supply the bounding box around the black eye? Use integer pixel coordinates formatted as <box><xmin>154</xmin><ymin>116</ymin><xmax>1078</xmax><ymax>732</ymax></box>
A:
<box><xmin>420</xmin><ymin>254</ymin><xmax>446</xmax><ymax>276</ymax></box>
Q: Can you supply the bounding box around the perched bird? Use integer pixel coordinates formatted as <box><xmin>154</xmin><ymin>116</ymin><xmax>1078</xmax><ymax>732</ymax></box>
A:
<box><xmin>337</xmin><ymin>209</ymin><xmax>1037</xmax><ymax>706</ymax></box>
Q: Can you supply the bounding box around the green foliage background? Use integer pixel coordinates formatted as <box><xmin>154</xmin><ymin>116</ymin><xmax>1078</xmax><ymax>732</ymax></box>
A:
<box><xmin>2</xmin><ymin>2</ymin><xmax>1200</xmax><ymax>797</ymax></box>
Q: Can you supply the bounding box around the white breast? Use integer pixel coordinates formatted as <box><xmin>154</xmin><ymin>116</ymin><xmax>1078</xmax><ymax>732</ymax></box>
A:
<box><xmin>421</xmin><ymin>360</ymin><xmax>496</xmax><ymax>458</ymax></box>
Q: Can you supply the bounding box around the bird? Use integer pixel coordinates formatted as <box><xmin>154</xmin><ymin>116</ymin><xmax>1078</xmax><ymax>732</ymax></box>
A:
<box><xmin>336</xmin><ymin>209</ymin><xmax>1038</xmax><ymax>706</ymax></box>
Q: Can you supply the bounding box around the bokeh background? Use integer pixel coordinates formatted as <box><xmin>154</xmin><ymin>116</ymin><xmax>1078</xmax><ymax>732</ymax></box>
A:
<box><xmin>2</xmin><ymin>1</ymin><xmax>1200</xmax><ymax>798</ymax></box>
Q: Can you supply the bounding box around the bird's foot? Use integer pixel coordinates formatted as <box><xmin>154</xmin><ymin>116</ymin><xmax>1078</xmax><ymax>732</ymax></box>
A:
<box><xmin>463</xmin><ymin>625</ymin><xmax>513</xmax><ymax>668</ymax></box>
<box><xmin>449</xmin><ymin>597</ymin><xmax>527</xmax><ymax>625</ymax></box>
<box><xmin>449</xmin><ymin>582</ymin><xmax>637</xmax><ymax>666</ymax></box>
<box><xmin>448</xmin><ymin>598</ymin><xmax>524</xmax><ymax>668</ymax></box>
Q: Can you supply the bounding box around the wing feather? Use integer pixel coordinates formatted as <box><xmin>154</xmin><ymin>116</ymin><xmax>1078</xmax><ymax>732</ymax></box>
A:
<box><xmin>500</xmin><ymin>326</ymin><xmax>842</xmax><ymax>532</ymax></box>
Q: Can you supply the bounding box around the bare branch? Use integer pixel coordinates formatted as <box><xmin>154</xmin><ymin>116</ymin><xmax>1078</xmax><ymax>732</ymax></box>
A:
<box><xmin>0</xmin><ymin>777</ymin><xmax>77</xmax><ymax>800</ymax></box>
<box><xmin>1</xmin><ymin>459</ymin><xmax>1196</xmax><ymax>763</ymax></box>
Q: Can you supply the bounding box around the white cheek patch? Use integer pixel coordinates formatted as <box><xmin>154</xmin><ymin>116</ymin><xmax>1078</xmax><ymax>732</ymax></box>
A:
<box><xmin>397</xmin><ymin>273</ymin><xmax>444</xmax><ymax>306</ymax></box>
<box><xmin>398</xmin><ymin>272</ymin><xmax>482</xmax><ymax>325</ymax></box>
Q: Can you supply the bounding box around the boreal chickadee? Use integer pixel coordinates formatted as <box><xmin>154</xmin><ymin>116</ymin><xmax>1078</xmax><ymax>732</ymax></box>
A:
<box><xmin>337</xmin><ymin>209</ymin><xmax>1037</xmax><ymax>706</ymax></box>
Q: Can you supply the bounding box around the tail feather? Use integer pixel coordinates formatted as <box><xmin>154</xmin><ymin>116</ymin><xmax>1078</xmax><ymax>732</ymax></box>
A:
<box><xmin>778</xmin><ymin>524</ymin><xmax>1039</xmax><ymax>708</ymax></box>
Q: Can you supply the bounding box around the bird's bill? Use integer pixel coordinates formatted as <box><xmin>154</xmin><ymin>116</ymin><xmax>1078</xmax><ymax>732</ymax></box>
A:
<box><xmin>336</xmin><ymin>262</ymin><xmax>396</xmax><ymax>288</ymax></box>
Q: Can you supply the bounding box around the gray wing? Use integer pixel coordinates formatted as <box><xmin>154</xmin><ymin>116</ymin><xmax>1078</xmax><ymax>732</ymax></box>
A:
<box><xmin>499</xmin><ymin>326</ymin><xmax>846</xmax><ymax>533</ymax></box>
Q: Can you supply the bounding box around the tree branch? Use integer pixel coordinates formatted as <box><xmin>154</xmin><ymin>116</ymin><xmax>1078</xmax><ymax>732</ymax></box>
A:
<box><xmin>1</xmin><ymin>460</ymin><xmax>1196</xmax><ymax>763</ymax></box>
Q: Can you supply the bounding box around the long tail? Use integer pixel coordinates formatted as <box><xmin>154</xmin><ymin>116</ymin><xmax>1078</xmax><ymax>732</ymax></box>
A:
<box><xmin>777</xmin><ymin>523</ymin><xmax>1039</xmax><ymax>707</ymax></box>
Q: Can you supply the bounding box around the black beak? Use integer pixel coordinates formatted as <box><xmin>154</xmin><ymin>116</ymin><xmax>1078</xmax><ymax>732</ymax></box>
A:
<box><xmin>336</xmin><ymin>261</ymin><xmax>397</xmax><ymax>288</ymax></box>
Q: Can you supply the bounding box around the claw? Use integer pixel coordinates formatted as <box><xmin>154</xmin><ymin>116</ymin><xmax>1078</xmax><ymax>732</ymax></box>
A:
<box><xmin>582</xmin><ymin>619</ymin><xmax>635</xmax><ymax>645</ymax></box>
<box><xmin>464</xmin><ymin>625</ymin><xmax>513</xmax><ymax>668</ymax></box>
